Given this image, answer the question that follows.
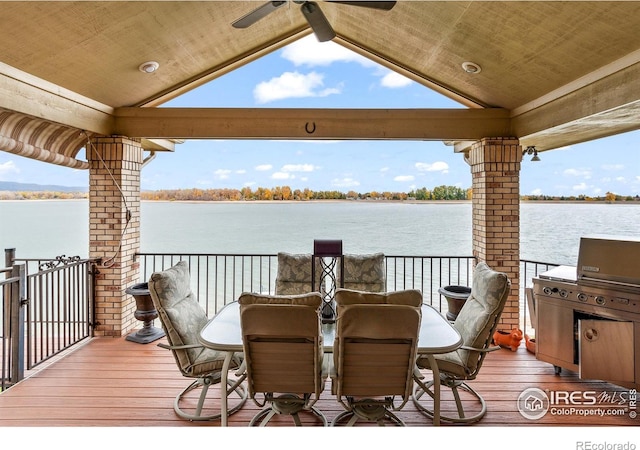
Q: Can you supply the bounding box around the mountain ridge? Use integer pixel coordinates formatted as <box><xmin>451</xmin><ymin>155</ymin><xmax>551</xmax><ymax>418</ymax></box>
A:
<box><xmin>0</xmin><ymin>181</ymin><xmax>88</xmax><ymax>193</ymax></box>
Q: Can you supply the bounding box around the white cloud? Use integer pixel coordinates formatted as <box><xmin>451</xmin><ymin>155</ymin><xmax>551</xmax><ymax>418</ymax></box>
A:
<box><xmin>380</xmin><ymin>71</ymin><xmax>413</xmax><ymax>88</ymax></box>
<box><xmin>572</xmin><ymin>182</ymin><xmax>588</xmax><ymax>191</ymax></box>
<box><xmin>564</xmin><ymin>168</ymin><xmax>591</xmax><ymax>178</ymax></box>
<box><xmin>531</xmin><ymin>188</ymin><xmax>544</xmax><ymax>195</ymax></box>
<box><xmin>0</xmin><ymin>160</ymin><xmax>19</xmax><ymax>177</ymax></box>
<box><xmin>281</xmin><ymin>35</ymin><xmax>373</xmax><ymax>67</ymax></box>
<box><xmin>213</xmin><ymin>169</ymin><xmax>231</xmax><ymax>179</ymax></box>
<box><xmin>602</xmin><ymin>164</ymin><xmax>624</xmax><ymax>170</ymax></box>
<box><xmin>235</xmin><ymin>169</ymin><xmax>246</xmax><ymax>175</ymax></box>
<box><xmin>281</xmin><ymin>164</ymin><xmax>316</xmax><ymax>172</ymax></box>
<box><xmin>415</xmin><ymin>161</ymin><xmax>449</xmax><ymax>173</ymax></box>
<box><xmin>272</xmin><ymin>172</ymin><xmax>293</xmax><ymax>180</ymax></box>
<box><xmin>331</xmin><ymin>177</ymin><xmax>360</xmax><ymax>188</ymax></box>
<box><xmin>394</xmin><ymin>175</ymin><xmax>414</xmax><ymax>182</ymax></box>
<box><xmin>254</xmin><ymin>71</ymin><xmax>341</xmax><ymax>104</ymax></box>
<box><xmin>243</xmin><ymin>181</ymin><xmax>256</xmax><ymax>187</ymax></box>
<box><xmin>380</xmin><ymin>167</ymin><xmax>389</xmax><ymax>173</ymax></box>
<box><xmin>255</xmin><ymin>164</ymin><xmax>273</xmax><ymax>171</ymax></box>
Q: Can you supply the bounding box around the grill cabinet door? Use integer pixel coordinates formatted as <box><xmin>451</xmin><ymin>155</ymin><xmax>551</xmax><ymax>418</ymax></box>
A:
<box><xmin>536</xmin><ymin>299</ymin><xmax>575</xmax><ymax>367</ymax></box>
<box><xmin>579</xmin><ymin>319</ymin><xmax>634</xmax><ymax>383</ymax></box>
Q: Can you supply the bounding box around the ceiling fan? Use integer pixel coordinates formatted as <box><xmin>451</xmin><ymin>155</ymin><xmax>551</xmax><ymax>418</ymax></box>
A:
<box><xmin>232</xmin><ymin>1</ymin><xmax>397</xmax><ymax>42</ymax></box>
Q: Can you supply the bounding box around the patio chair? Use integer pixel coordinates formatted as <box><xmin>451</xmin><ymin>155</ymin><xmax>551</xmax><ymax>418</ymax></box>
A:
<box><xmin>412</xmin><ymin>261</ymin><xmax>510</xmax><ymax>424</ymax></box>
<box><xmin>274</xmin><ymin>252</ymin><xmax>322</xmax><ymax>295</ymax></box>
<box><xmin>331</xmin><ymin>288</ymin><xmax>422</xmax><ymax>426</ymax></box>
<box><xmin>338</xmin><ymin>252</ymin><xmax>386</xmax><ymax>292</ymax></box>
<box><xmin>239</xmin><ymin>291</ymin><xmax>328</xmax><ymax>426</ymax></box>
<box><xmin>148</xmin><ymin>261</ymin><xmax>247</xmax><ymax>421</ymax></box>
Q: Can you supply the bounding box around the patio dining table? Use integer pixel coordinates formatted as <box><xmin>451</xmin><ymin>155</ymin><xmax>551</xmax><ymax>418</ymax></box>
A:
<box><xmin>199</xmin><ymin>301</ymin><xmax>462</xmax><ymax>426</ymax></box>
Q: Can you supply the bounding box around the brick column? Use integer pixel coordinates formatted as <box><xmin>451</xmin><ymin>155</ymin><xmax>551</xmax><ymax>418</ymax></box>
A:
<box><xmin>88</xmin><ymin>136</ymin><xmax>142</xmax><ymax>337</ymax></box>
<box><xmin>469</xmin><ymin>137</ymin><xmax>522</xmax><ymax>329</ymax></box>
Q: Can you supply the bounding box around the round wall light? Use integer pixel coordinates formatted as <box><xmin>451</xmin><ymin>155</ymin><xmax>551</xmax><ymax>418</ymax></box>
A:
<box><xmin>138</xmin><ymin>61</ymin><xmax>159</xmax><ymax>73</ymax></box>
<box><xmin>461</xmin><ymin>61</ymin><xmax>482</xmax><ymax>74</ymax></box>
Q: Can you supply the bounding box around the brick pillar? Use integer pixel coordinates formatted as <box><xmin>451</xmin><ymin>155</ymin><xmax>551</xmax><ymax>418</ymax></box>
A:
<box><xmin>88</xmin><ymin>136</ymin><xmax>142</xmax><ymax>337</ymax></box>
<box><xmin>469</xmin><ymin>137</ymin><xmax>522</xmax><ymax>329</ymax></box>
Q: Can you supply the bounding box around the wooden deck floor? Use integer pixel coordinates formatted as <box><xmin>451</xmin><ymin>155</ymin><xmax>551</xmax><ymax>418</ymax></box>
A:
<box><xmin>0</xmin><ymin>335</ymin><xmax>637</xmax><ymax>431</ymax></box>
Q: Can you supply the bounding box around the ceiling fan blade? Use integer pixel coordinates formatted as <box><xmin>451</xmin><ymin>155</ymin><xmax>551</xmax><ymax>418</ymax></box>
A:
<box><xmin>232</xmin><ymin>1</ymin><xmax>287</xmax><ymax>29</ymax></box>
<box><xmin>301</xmin><ymin>1</ymin><xmax>336</xmax><ymax>42</ymax></box>
<box><xmin>324</xmin><ymin>1</ymin><xmax>396</xmax><ymax>11</ymax></box>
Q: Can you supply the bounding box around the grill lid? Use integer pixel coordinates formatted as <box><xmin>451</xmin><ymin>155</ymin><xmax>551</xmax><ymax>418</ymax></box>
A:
<box><xmin>577</xmin><ymin>235</ymin><xmax>640</xmax><ymax>292</ymax></box>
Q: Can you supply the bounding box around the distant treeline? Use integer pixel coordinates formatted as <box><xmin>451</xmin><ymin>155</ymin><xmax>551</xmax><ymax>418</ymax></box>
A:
<box><xmin>140</xmin><ymin>185</ymin><xmax>472</xmax><ymax>202</ymax></box>
<box><xmin>523</xmin><ymin>193</ymin><xmax>640</xmax><ymax>202</ymax></box>
<box><xmin>139</xmin><ymin>187</ymin><xmax>639</xmax><ymax>202</ymax></box>
<box><xmin>1</xmin><ymin>188</ymin><xmax>638</xmax><ymax>202</ymax></box>
<box><xmin>0</xmin><ymin>191</ymin><xmax>88</xmax><ymax>200</ymax></box>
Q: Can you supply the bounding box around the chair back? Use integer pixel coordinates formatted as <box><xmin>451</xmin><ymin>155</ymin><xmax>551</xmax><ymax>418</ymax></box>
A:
<box><xmin>338</xmin><ymin>253</ymin><xmax>386</xmax><ymax>292</ymax></box>
<box><xmin>274</xmin><ymin>252</ymin><xmax>322</xmax><ymax>295</ymax></box>
<box><xmin>148</xmin><ymin>261</ymin><xmax>211</xmax><ymax>376</ymax></box>
<box><xmin>451</xmin><ymin>262</ymin><xmax>511</xmax><ymax>376</ymax></box>
<box><xmin>333</xmin><ymin>289</ymin><xmax>421</xmax><ymax>401</ymax></box>
<box><xmin>239</xmin><ymin>292</ymin><xmax>325</xmax><ymax>401</ymax></box>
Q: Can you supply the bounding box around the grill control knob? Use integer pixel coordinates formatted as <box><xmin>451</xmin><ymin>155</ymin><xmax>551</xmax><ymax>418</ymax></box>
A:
<box><xmin>595</xmin><ymin>296</ymin><xmax>606</xmax><ymax>305</ymax></box>
<box><xmin>577</xmin><ymin>293</ymin><xmax>588</xmax><ymax>302</ymax></box>
<box><xmin>543</xmin><ymin>287</ymin><xmax>553</xmax><ymax>296</ymax></box>
<box><xmin>559</xmin><ymin>289</ymin><xmax>568</xmax><ymax>298</ymax></box>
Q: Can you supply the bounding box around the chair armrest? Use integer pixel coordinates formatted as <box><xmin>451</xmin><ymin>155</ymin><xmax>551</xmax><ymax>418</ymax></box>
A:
<box><xmin>157</xmin><ymin>342</ymin><xmax>203</xmax><ymax>351</ymax></box>
<box><xmin>460</xmin><ymin>344</ymin><xmax>501</xmax><ymax>353</ymax></box>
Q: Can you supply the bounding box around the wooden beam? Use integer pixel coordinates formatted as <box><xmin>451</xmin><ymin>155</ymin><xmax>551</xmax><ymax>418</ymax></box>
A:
<box><xmin>0</xmin><ymin>63</ymin><xmax>114</xmax><ymax>135</ymax></box>
<box><xmin>512</xmin><ymin>62</ymin><xmax>640</xmax><ymax>150</ymax></box>
<box><xmin>113</xmin><ymin>107</ymin><xmax>511</xmax><ymax>140</ymax></box>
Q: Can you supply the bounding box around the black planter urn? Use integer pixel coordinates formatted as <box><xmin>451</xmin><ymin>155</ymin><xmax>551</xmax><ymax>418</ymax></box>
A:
<box><xmin>125</xmin><ymin>282</ymin><xmax>165</xmax><ymax>344</ymax></box>
<box><xmin>438</xmin><ymin>285</ymin><xmax>472</xmax><ymax>321</ymax></box>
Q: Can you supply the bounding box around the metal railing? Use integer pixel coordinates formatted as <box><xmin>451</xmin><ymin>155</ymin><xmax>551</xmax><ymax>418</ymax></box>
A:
<box><xmin>2</xmin><ymin>249</ymin><xmax>97</xmax><ymax>390</ymax></box>
<box><xmin>136</xmin><ymin>252</ymin><xmax>560</xmax><ymax>331</ymax></box>
<box><xmin>136</xmin><ymin>253</ymin><xmax>278</xmax><ymax>317</ymax></box>
<box><xmin>1</xmin><ymin>263</ymin><xmax>26</xmax><ymax>391</ymax></box>
<box><xmin>136</xmin><ymin>252</ymin><xmax>477</xmax><ymax>316</ymax></box>
<box><xmin>520</xmin><ymin>259</ymin><xmax>560</xmax><ymax>337</ymax></box>
<box><xmin>2</xmin><ymin>250</ymin><xmax>559</xmax><ymax>392</ymax></box>
<box><xmin>23</xmin><ymin>256</ymin><xmax>97</xmax><ymax>370</ymax></box>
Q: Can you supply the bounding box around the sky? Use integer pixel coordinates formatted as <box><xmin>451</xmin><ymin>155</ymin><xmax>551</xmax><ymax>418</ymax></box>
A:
<box><xmin>1</xmin><ymin>35</ymin><xmax>639</xmax><ymax>197</ymax></box>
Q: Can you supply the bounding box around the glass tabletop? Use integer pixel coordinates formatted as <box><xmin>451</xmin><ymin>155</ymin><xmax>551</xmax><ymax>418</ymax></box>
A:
<box><xmin>199</xmin><ymin>301</ymin><xmax>462</xmax><ymax>355</ymax></box>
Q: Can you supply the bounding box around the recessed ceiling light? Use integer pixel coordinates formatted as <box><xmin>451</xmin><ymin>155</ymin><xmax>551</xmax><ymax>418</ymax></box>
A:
<box><xmin>461</xmin><ymin>61</ymin><xmax>481</xmax><ymax>74</ymax></box>
<box><xmin>138</xmin><ymin>61</ymin><xmax>159</xmax><ymax>73</ymax></box>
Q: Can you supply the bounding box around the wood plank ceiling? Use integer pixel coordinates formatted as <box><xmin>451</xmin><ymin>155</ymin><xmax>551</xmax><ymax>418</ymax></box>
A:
<box><xmin>1</xmin><ymin>1</ymin><xmax>640</xmax><ymax>167</ymax></box>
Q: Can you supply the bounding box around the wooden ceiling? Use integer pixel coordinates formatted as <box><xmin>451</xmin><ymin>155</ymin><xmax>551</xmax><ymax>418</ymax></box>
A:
<box><xmin>1</xmin><ymin>1</ymin><xmax>640</xmax><ymax>167</ymax></box>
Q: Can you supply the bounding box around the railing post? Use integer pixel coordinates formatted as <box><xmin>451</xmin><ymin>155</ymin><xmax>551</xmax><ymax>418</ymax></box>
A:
<box><xmin>3</xmin><ymin>248</ymin><xmax>16</xmax><ymax>346</ymax></box>
<box><xmin>4</xmin><ymin>248</ymin><xmax>15</xmax><ymax>267</ymax></box>
<box><xmin>9</xmin><ymin>263</ymin><xmax>26</xmax><ymax>384</ymax></box>
<box><xmin>312</xmin><ymin>240</ymin><xmax>343</xmax><ymax>323</ymax></box>
<box><xmin>89</xmin><ymin>260</ymin><xmax>99</xmax><ymax>335</ymax></box>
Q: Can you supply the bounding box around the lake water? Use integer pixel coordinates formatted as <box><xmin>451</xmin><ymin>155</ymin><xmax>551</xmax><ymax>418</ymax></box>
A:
<box><xmin>1</xmin><ymin>200</ymin><xmax>639</xmax><ymax>266</ymax></box>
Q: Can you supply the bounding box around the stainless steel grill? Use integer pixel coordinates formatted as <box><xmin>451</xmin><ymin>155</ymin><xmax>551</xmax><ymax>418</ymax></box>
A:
<box><xmin>533</xmin><ymin>235</ymin><xmax>640</xmax><ymax>388</ymax></box>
